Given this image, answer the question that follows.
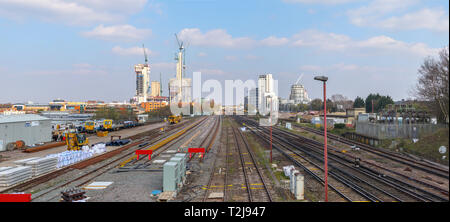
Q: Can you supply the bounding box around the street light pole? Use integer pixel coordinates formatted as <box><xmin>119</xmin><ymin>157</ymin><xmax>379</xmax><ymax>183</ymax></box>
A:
<box><xmin>314</xmin><ymin>75</ymin><xmax>329</xmax><ymax>202</ymax></box>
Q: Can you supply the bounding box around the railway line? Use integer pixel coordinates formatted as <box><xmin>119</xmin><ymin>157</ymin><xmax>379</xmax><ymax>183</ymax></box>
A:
<box><xmin>285</xmin><ymin>123</ymin><xmax>449</xmax><ymax>197</ymax></box>
<box><xmin>202</xmin><ymin>120</ymin><xmax>273</xmax><ymax>202</ymax></box>
<box><xmin>0</xmin><ymin>117</ymin><xmax>207</xmax><ymax>199</ymax></box>
<box><xmin>293</xmin><ymin>123</ymin><xmax>449</xmax><ymax>179</ymax></box>
<box><xmin>30</xmin><ymin>117</ymin><xmax>213</xmax><ymax>201</ymax></box>
<box><xmin>236</xmin><ymin>116</ymin><xmax>449</xmax><ymax>202</ymax></box>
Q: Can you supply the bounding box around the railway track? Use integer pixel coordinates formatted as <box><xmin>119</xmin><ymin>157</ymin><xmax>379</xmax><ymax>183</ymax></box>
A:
<box><xmin>203</xmin><ymin>119</ymin><xmax>272</xmax><ymax>202</ymax></box>
<box><xmin>30</xmin><ymin>117</ymin><xmax>211</xmax><ymax>201</ymax></box>
<box><xmin>293</xmin><ymin>123</ymin><xmax>449</xmax><ymax>179</ymax></box>
<box><xmin>236</xmin><ymin>116</ymin><xmax>449</xmax><ymax>202</ymax></box>
<box><xmin>1</xmin><ymin>117</ymin><xmax>205</xmax><ymax>199</ymax></box>
<box><xmin>283</xmin><ymin>124</ymin><xmax>449</xmax><ymax>197</ymax></box>
<box><xmin>232</xmin><ymin>127</ymin><xmax>273</xmax><ymax>202</ymax></box>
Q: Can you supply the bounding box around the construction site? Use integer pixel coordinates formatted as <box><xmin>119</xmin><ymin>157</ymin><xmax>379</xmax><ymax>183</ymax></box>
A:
<box><xmin>0</xmin><ymin>35</ymin><xmax>449</xmax><ymax>203</ymax></box>
<box><xmin>0</xmin><ymin>1</ymin><xmax>449</xmax><ymax>210</ymax></box>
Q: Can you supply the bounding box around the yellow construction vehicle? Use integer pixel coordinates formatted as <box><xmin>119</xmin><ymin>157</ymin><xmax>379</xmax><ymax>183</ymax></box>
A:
<box><xmin>84</xmin><ymin>121</ymin><xmax>96</xmax><ymax>133</ymax></box>
<box><xmin>168</xmin><ymin>115</ymin><xmax>182</xmax><ymax>124</ymax></box>
<box><xmin>65</xmin><ymin>132</ymin><xmax>89</xmax><ymax>151</ymax></box>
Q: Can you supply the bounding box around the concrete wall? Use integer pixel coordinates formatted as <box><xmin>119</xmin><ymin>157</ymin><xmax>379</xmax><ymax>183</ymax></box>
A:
<box><xmin>356</xmin><ymin>122</ymin><xmax>446</xmax><ymax>140</ymax></box>
<box><xmin>0</xmin><ymin>120</ymin><xmax>52</xmax><ymax>151</ymax></box>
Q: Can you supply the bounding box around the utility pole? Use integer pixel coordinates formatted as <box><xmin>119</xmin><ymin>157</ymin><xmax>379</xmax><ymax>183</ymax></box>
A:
<box><xmin>372</xmin><ymin>100</ymin><xmax>374</xmax><ymax>113</ymax></box>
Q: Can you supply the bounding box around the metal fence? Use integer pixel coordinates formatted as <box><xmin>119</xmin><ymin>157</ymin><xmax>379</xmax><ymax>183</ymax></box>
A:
<box><xmin>356</xmin><ymin>122</ymin><xmax>447</xmax><ymax>139</ymax></box>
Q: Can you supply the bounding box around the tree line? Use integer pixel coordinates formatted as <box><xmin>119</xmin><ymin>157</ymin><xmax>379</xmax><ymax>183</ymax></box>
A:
<box><xmin>94</xmin><ymin>107</ymin><xmax>136</xmax><ymax>122</ymax></box>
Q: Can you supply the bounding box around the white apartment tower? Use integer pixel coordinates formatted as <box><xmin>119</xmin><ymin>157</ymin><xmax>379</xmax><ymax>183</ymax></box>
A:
<box><xmin>258</xmin><ymin>74</ymin><xmax>278</xmax><ymax>115</ymax></box>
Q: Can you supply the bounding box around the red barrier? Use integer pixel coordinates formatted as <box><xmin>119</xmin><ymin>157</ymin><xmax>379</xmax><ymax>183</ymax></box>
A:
<box><xmin>188</xmin><ymin>148</ymin><xmax>206</xmax><ymax>159</ymax></box>
<box><xmin>0</xmin><ymin>194</ymin><xmax>31</xmax><ymax>202</ymax></box>
<box><xmin>136</xmin><ymin>150</ymin><xmax>153</xmax><ymax>160</ymax></box>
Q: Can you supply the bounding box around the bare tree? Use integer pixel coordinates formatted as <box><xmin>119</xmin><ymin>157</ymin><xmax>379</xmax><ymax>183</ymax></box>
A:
<box><xmin>331</xmin><ymin>94</ymin><xmax>353</xmax><ymax>111</ymax></box>
<box><xmin>415</xmin><ymin>46</ymin><xmax>449</xmax><ymax>124</ymax></box>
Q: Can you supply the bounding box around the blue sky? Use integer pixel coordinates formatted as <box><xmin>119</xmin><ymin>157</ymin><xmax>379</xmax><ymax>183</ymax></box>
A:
<box><xmin>0</xmin><ymin>0</ymin><xmax>448</xmax><ymax>103</ymax></box>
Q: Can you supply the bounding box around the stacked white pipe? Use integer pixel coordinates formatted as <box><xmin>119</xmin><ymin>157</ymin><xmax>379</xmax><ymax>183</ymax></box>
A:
<box><xmin>0</xmin><ymin>166</ymin><xmax>32</xmax><ymax>187</ymax></box>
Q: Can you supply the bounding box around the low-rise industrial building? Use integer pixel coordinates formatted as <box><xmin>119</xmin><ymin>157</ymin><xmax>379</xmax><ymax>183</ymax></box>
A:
<box><xmin>0</xmin><ymin>114</ymin><xmax>52</xmax><ymax>152</ymax></box>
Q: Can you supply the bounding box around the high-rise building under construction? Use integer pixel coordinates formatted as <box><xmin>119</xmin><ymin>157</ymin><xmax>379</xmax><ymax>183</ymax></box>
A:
<box><xmin>134</xmin><ymin>64</ymin><xmax>150</xmax><ymax>104</ymax></box>
<box><xmin>169</xmin><ymin>35</ymin><xmax>192</xmax><ymax>104</ymax></box>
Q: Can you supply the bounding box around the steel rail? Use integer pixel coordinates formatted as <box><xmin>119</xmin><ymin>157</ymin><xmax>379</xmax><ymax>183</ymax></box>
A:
<box><xmin>273</xmin><ymin>126</ymin><xmax>449</xmax><ymax>202</ymax></box>
<box><xmin>236</xmin><ymin>126</ymin><xmax>273</xmax><ymax>202</ymax></box>
<box><xmin>294</xmin><ymin>124</ymin><xmax>449</xmax><ymax>178</ymax></box>
<box><xmin>243</xmin><ymin>124</ymin><xmax>355</xmax><ymax>202</ymax></box>
<box><xmin>28</xmin><ymin>117</ymin><xmax>208</xmax><ymax>201</ymax></box>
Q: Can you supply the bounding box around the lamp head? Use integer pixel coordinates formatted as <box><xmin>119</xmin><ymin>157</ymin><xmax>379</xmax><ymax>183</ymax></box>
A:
<box><xmin>314</xmin><ymin>76</ymin><xmax>328</xmax><ymax>82</ymax></box>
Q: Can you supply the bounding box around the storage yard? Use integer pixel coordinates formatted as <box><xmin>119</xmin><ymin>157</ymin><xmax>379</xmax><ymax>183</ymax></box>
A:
<box><xmin>0</xmin><ymin>114</ymin><xmax>448</xmax><ymax>202</ymax></box>
<box><xmin>1</xmin><ymin>9</ymin><xmax>450</xmax><ymax>222</ymax></box>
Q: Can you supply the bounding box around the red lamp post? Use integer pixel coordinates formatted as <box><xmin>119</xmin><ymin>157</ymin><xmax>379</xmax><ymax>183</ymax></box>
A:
<box><xmin>315</xmin><ymin>75</ymin><xmax>329</xmax><ymax>202</ymax></box>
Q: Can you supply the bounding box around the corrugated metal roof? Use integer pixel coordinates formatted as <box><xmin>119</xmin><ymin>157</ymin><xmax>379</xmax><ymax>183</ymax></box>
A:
<box><xmin>0</xmin><ymin>114</ymin><xmax>50</xmax><ymax>124</ymax></box>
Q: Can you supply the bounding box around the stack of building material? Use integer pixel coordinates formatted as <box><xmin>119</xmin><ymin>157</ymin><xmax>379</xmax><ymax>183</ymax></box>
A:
<box><xmin>0</xmin><ymin>167</ymin><xmax>14</xmax><ymax>172</ymax></box>
<box><xmin>47</xmin><ymin>150</ymin><xmax>93</xmax><ymax>168</ymax></box>
<box><xmin>0</xmin><ymin>166</ymin><xmax>32</xmax><ymax>187</ymax></box>
<box><xmin>13</xmin><ymin>157</ymin><xmax>41</xmax><ymax>165</ymax></box>
<box><xmin>22</xmin><ymin>156</ymin><xmax>58</xmax><ymax>177</ymax></box>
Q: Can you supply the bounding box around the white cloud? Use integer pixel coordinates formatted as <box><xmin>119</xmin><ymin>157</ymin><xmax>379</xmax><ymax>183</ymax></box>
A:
<box><xmin>347</xmin><ymin>0</ymin><xmax>448</xmax><ymax>32</ymax></box>
<box><xmin>176</xmin><ymin>27</ymin><xmax>438</xmax><ymax>57</ymax></box>
<box><xmin>0</xmin><ymin>0</ymin><xmax>147</xmax><ymax>26</ymax></box>
<box><xmin>260</xmin><ymin>36</ymin><xmax>289</xmax><ymax>46</ymax></box>
<box><xmin>178</xmin><ymin>28</ymin><xmax>256</xmax><ymax>48</ymax></box>
<box><xmin>375</xmin><ymin>8</ymin><xmax>449</xmax><ymax>32</ymax></box>
<box><xmin>283</xmin><ymin>0</ymin><xmax>357</xmax><ymax>4</ymax></box>
<box><xmin>82</xmin><ymin>24</ymin><xmax>152</xmax><ymax>41</ymax></box>
<box><xmin>198</xmin><ymin>52</ymin><xmax>207</xmax><ymax>57</ymax></box>
<box><xmin>148</xmin><ymin>1</ymin><xmax>163</xmax><ymax>15</ymax></box>
<box><xmin>75</xmin><ymin>0</ymin><xmax>147</xmax><ymax>14</ymax></box>
<box><xmin>196</xmin><ymin>68</ymin><xmax>226</xmax><ymax>76</ymax></box>
<box><xmin>112</xmin><ymin>46</ymin><xmax>154</xmax><ymax>56</ymax></box>
<box><xmin>292</xmin><ymin>30</ymin><xmax>352</xmax><ymax>50</ymax></box>
<box><xmin>291</xmin><ymin>30</ymin><xmax>439</xmax><ymax>57</ymax></box>
<box><xmin>178</xmin><ymin>29</ymin><xmax>289</xmax><ymax>48</ymax></box>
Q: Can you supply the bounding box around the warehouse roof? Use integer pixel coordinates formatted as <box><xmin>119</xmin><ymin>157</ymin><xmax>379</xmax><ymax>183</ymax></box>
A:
<box><xmin>0</xmin><ymin>114</ymin><xmax>49</xmax><ymax>124</ymax></box>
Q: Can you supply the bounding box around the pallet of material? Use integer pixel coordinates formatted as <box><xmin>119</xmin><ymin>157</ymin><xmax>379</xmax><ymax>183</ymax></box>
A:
<box><xmin>0</xmin><ymin>166</ymin><xmax>32</xmax><ymax>187</ymax></box>
<box><xmin>0</xmin><ymin>167</ymin><xmax>14</xmax><ymax>172</ymax></box>
<box><xmin>157</xmin><ymin>191</ymin><xmax>175</xmax><ymax>202</ymax></box>
<box><xmin>22</xmin><ymin>157</ymin><xmax>58</xmax><ymax>177</ymax></box>
<box><xmin>13</xmin><ymin>157</ymin><xmax>41</xmax><ymax>165</ymax></box>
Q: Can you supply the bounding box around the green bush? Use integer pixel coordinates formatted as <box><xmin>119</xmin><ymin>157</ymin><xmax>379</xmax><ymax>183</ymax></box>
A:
<box><xmin>334</xmin><ymin>123</ymin><xmax>346</xmax><ymax>129</ymax></box>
